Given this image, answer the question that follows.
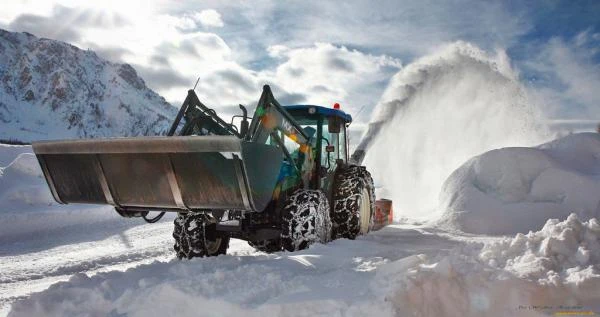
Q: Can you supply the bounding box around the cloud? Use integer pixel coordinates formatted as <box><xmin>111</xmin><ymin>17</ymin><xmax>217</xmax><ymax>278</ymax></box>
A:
<box><xmin>327</xmin><ymin>56</ymin><xmax>355</xmax><ymax>72</ymax></box>
<box><xmin>8</xmin><ymin>13</ymin><xmax>80</xmax><ymax>42</ymax></box>
<box><xmin>161</xmin><ymin>9</ymin><xmax>224</xmax><ymax>32</ymax></box>
<box><xmin>199</xmin><ymin>0</ymin><xmax>531</xmax><ymax>61</ymax></box>
<box><xmin>193</xmin><ymin>9</ymin><xmax>224</xmax><ymax>28</ymax></box>
<box><xmin>5</xmin><ymin>0</ymin><xmax>594</xmax><ymax>127</ymax></box>
<box><xmin>150</xmin><ymin>54</ymin><xmax>170</xmax><ymax>67</ymax></box>
<box><xmin>525</xmin><ymin>30</ymin><xmax>600</xmax><ymax>118</ymax></box>
<box><xmin>134</xmin><ymin>65</ymin><xmax>191</xmax><ymax>90</ymax></box>
<box><xmin>268</xmin><ymin>43</ymin><xmax>402</xmax><ymax>115</ymax></box>
<box><xmin>7</xmin><ymin>5</ymin><xmax>128</xmax><ymax>42</ymax></box>
<box><xmin>147</xmin><ymin>40</ymin><xmax>401</xmax><ymax>121</ymax></box>
<box><xmin>85</xmin><ymin>43</ymin><xmax>131</xmax><ymax>62</ymax></box>
<box><xmin>213</xmin><ymin>68</ymin><xmax>256</xmax><ymax>93</ymax></box>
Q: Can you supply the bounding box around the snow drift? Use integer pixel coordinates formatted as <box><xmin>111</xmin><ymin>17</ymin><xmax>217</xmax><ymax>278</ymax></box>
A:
<box><xmin>383</xmin><ymin>214</ymin><xmax>600</xmax><ymax>316</ymax></box>
<box><xmin>439</xmin><ymin>133</ymin><xmax>600</xmax><ymax>235</ymax></box>
<box><xmin>361</xmin><ymin>42</ymin><xmax>549</xmax><ymax>220</ymax></box>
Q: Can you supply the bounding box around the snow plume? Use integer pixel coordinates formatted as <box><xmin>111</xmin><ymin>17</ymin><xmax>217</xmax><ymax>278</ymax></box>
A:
<box><xmin>361</xmin><ymin>42</ymin><xmax>550</xmax><ymax>220</ymax></box>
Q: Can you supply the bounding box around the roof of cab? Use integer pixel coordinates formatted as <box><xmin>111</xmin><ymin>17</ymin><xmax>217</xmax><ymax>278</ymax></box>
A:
<box><xmin>284</xmin><ymin>105</ymin><xmax>352</xmax><ymax>123</ymax></box>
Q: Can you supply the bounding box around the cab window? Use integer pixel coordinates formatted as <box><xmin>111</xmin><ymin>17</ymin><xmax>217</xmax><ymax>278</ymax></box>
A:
<box><xmin>338</xmin><ymin>124</ymin><xmax>347</xmax><ymax>162</ymax></box>
<box><xmin>321</xmin><ymin>116</ymin><xmax>343</xmax><ymax>170</ymax></box>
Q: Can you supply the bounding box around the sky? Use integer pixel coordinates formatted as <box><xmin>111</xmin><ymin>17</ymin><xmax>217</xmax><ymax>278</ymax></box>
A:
<box><xmin>1</xmin><ymin>0</ymin><xmax>599</xmax><ymax>126</ymax></box>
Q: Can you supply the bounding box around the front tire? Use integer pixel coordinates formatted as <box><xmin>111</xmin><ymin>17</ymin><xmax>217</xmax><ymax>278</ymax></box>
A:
<box><xmin>281</xmin><ymin>189</ymin><xmax>332</xmax><ymax>252</ymax></box>
<box><xmin>331</xmin><ymin>165</ymin><xmax>375</xmax><ymax>240</ymax></box>
<box><xmin>173</xmin><ymin>212</ymin><xmax>229</xmax><ymax>259</ymax></box>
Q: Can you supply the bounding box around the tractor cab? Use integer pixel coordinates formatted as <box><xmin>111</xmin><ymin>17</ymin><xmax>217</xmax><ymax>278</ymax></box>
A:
<box><xmin>284</xmin><ymin>105</ymin><xmax>352</xmax><ymax>166</ymax></box>
<box><xmin>282</xmin><ymin>105</ymin><xmax>352</xmax><ymax>189</ymax></box>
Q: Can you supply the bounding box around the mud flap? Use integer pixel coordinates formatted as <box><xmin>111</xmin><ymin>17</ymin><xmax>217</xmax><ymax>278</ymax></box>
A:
<box><xmin>33</xmin><ymin>136</ymin><xmax>283</xmax><ymax>212</ymax></box>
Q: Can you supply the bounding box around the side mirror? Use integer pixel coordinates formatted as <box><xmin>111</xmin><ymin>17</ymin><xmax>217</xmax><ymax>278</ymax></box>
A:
<box><xmin>238</xmin><ymin>104</ymin><xmax>249</xmax><ymax>137</ymax></box>
<box><xmin>328</xmin><ymin>116</ymin><xmax>341</xmax><ymax>133</ymax></box>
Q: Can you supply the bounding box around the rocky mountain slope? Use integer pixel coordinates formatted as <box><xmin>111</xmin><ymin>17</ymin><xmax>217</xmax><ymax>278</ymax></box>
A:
<box><xmin>0</xmin><ymin>29</ymin><xmax>177</xmax><ymax>142</ymax></box>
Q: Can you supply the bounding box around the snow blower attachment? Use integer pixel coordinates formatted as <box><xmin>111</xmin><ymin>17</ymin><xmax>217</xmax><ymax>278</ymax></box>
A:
<box><xmin>33</xmin><ymin>85</ymin><xmax>392</xmax><ymax>258</ymax></box>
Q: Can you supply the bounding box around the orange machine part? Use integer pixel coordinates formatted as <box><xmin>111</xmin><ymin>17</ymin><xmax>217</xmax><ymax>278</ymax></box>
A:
<box><xmin>373</xmin><ymin>199</ymin><xmax>393</xmax><ymax>231</ymax></box>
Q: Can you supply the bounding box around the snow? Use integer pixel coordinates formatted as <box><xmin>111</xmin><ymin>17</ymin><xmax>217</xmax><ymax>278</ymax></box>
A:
<box><xmin>1</xmin><ymin>39</ymin><xmax>599</xmax><ymax>316</ymax></box>
<box><xmin>385</xmin><ymin>214</ymin><xmax>600</xmax><ymax>316</ymax></box>
<box><xmin>0</xmin><ymin>144</ymin><xmax>127</xmax><ymax>242</ymax></box>
<box><xmin>439</xmin><ymin>133</ymin><xmax>600</xmax><ymax>235</ymax></box>
<box><xmin>361</xmin><ymin>42</ymin><xmax>551</xmax><ymax>220</ymax></box>
<box><xmin>7</xmin><ymin>216</ymin><xmax>600</xmax><ymax>317</ymax></box>
<box><xmin>5</xmin><ymin>226</ymin><xmax>462</xmax><ymax>317</ymax></box>
<box><xmin>0</xmin><ymin>30</ymin><xmax>177</xmax><ymax>142</ymax></box>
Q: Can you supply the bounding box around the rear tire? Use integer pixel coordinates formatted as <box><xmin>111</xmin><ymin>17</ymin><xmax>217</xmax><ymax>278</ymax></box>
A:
<box><xmin>173</xmin><ymin>212</ymin><xmax>229</xmax><ymax>259</ymax></box>
<box><xmin>331</xmin><ymin>165</ymin><xmax>375</xmax><ymax>240</ymax></box>
<box><xmin>281</xmin><ymin>189</ymin><xmax>331</xmax><ymax>252</ymax></box>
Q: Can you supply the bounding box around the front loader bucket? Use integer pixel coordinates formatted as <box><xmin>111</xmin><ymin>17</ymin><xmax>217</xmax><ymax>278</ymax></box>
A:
<box><xmin>33</xmin><ymin>136</ymin><xmax>283</xmax><ymax>212</ymax></box>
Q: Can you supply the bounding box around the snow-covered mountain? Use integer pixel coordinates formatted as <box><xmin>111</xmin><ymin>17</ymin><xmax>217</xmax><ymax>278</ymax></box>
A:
<box><xmin>0</xmin><ymin>29</ymin><xmax>178</xmax><ymax>142</ymax></box>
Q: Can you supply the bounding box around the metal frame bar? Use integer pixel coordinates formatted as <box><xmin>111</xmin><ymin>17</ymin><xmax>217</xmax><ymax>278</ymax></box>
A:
<box><xmin>36</xmin><ymin>155</ymin><xmax>65</xmax><ymax>204</ymax></box>
<box><xmin>232</xmin><ymin>154</ymin><xmax>252</xmax><ymax>211</ymax></box>
<box><xmin>92</xmin><ymin>154</ymin><xmax>118</xmax><ymax>206</ymax></box>
<box><xmin>165</xmin><ymin>155</ymin><xmax>188</xmax><ymax>210</ymax></box>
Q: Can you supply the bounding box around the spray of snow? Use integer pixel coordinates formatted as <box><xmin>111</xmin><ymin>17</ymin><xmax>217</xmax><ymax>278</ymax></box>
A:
<box><xmin>361</xmin><ymin>42</ymin><xmax>550</xmax><ymax>220</ymax></box>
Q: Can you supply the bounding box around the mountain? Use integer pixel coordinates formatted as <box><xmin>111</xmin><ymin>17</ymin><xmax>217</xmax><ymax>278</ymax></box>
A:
<box><xmin>0</xmin><ymin>29</ymin><xmax>178</xmax><ymax>142</ymax></box>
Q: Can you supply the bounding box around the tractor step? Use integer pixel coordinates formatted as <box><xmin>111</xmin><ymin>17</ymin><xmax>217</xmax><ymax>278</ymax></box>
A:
<box><xmin>216</xmin><ymin>220</ymin><xmax>242</xmax><ymax>232</ymax></box>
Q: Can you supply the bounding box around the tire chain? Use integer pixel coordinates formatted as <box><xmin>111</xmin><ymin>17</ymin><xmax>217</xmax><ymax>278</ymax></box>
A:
<box><xmin>281</xmin><ymin>189</ymin><xmax>331</xmax><ymax>251</ymax></box>
<box><xmin>331</xmin><ymin>165</ymin><xmax>375</xmax><ymax>240</ymax></box>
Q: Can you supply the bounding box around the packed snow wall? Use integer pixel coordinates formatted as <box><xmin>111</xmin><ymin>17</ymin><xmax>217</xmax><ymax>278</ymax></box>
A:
<box><xmin>438</xmin><ymin>133</ymin><xmax>600</xmax><ymax>235</ymax></box>
<box><xmin>361</xmin><ymin>42</ymin><xmax>550</xmax><ymax>220</ymax></box>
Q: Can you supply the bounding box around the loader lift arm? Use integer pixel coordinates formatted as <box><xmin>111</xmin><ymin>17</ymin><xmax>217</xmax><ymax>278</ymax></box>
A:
<box><xmin>247</xmin><ymin>86</ymin><xmax>309</xmax><ymax>146</ymax></box>
<box><xmin>168</xmin><ymin>89</ymin><xmax>243</xmax><ymax>137</ymax></box>
<box><xmin>246</xmin><ymin>85</ymin><xmax>312</xmax><ymax>173</ymax></box>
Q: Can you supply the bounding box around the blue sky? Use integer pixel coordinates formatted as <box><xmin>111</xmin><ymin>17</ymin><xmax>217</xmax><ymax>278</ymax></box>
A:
<box><xmin>1</xmin><ymin>0</ymin><xmax>598</xmax><ymax>121</ymax></box>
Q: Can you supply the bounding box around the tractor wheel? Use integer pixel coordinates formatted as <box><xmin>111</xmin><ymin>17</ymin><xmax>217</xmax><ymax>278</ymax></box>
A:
<box><xmin>281</xmin><ymin>189</ymin><xmax>332</xmax><ymax>252</ymax></box>
<box><xmin>331</xmin><ymin>165</ymin><xmax>375</xmax><ymax>240</ymax></box>
<box><xmin>173</xmin><ymin>212</ymin><xmax>230</xmax><ymax>259</ymax></box>
<box><xmin>248</xmin><ymin>239</ymin><xmax>282</xmax><ymax>253</ymax></box>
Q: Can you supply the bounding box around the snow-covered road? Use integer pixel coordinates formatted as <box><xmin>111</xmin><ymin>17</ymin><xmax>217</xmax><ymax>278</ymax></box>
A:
<box><xmin>0</xmin><ymin>216</ymin><xmax>480</xmax><ymax>316</ymax></box>
<box><xmin>0</xmin><ymin>218</ymin><xmax>175</xmax><ymax>315</ymax></box>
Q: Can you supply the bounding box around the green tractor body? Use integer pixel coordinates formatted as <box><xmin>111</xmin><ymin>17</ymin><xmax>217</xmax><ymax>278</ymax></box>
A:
<box><xmin>33</xmin><ymin>85</ymin><xmax>391</xmax><ymax>257</ymax></box>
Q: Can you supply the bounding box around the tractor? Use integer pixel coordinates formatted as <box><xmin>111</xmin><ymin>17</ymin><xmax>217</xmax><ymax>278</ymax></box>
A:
<box><xmin>33</xmin><ymin>85</ymin><xmax>390</xmax><ymax>258</ymax></box>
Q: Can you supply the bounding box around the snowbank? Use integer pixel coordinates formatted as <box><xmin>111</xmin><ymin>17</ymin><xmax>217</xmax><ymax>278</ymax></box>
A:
<box><xmin>0</xmin><ymin>144</ymin><xmax>33</xmax><ymax>166</ymax></box>
<box><xmin>439</xmin><ymin>133</ymin><xmax>600</xmax><ymax>235</ymax></box>
<box><xmin>361</xmin><ymin>42</ymin><xmax>549</xmax><ymax>220</ymax></box>
<box><xmin>0</xmin><ymin>152</ymin><xmax>54</xmax><ymax>209</ymax></box>
<box><xmin>383</xmin><ymin>214</ymin><xmax>600</xmax><ymax>317</ymax></box>
<box><xmin>8</xmin><ymin>215</ymin><xmax>600</xmax><ymax>317</ymax></box>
